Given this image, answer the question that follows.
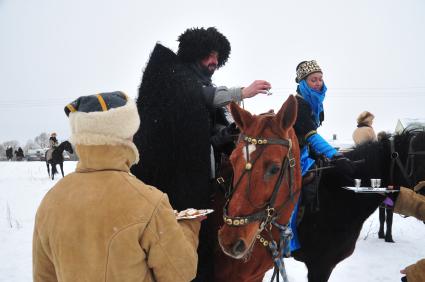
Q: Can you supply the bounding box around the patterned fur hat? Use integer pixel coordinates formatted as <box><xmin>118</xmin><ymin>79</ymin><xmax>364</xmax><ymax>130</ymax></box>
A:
<box><xmin>177</xmin><ymin>27</ymin><xmax>231</xmax><ymax>68</ymax></box>
<box><xmin>357</xmin><ymin>111</ymin><xmax>375</xmax><ymax>126</ymax></box>
<box><xmin>295</xmin><ymin>60</ymin><xmax>322</xmax><ymax>83</ymax></box>
<box><xmin>64</xmin><ymin>91</ymin><xmax>140</xmax><ymax>163</ymax></box>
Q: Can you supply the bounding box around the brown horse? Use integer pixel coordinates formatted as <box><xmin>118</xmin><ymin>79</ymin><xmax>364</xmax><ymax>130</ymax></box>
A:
<box><xmin>216</xmin><ymin>95</ymin><xmax>302</xmax><ymax>282</ymax></box>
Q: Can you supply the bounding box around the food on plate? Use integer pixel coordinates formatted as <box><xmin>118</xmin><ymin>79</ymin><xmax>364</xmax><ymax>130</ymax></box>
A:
<box><xmin>174</xmin><ymin>208</ymin><xmax>214</xmax><ymax>219</ymax></box>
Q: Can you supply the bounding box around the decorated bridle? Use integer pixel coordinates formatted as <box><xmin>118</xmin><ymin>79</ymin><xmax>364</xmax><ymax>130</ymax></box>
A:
<box><xmin>221</xmin><ymin>133</ymin><xmax>299</xmax><ymax>282</ymax></box>
<box><xmin>222</xmin><ymin>133</ymin><xmax>297</xmax><ymax>229</ymax></box>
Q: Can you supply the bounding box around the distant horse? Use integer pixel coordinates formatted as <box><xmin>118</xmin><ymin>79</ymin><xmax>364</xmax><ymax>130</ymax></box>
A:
<box><xmin>217</xmin><ymin>95</ymin><xmax>302</xmax><ymax>282</ymax></box>
<box><xmin>6</xmin><ymin>147</ymin><xmax>13</xmax><ymax>161</ymax></box>
<box><xmin>291</xmin><ymin>127</ymin><xmax>425</xmax><ymax>282</ymax></box>
<box><xmin>15</xmin><ymin>147</ymin><xmax>24</xmax><ymax>161</ymax></box>
<box><xmin>45</xmin><ymin>141</ymin><xmax>73</xmax><ymax>180</ymax></box>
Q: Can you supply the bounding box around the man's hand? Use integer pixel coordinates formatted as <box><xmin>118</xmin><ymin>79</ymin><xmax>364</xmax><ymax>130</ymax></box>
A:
<box><xmin>242</xmin><ymin>80</ymin><xmax>272</xmax><ymax>99</ymax></box>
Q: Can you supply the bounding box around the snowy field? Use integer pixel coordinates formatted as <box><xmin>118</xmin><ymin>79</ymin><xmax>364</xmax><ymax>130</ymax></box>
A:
<box><xmin>0</xmin><ymin>161</ymin><xmax>424</xmax><ymax>282</ymax></box>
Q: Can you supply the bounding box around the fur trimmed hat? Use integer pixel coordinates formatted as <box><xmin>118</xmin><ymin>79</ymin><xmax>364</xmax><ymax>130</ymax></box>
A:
<box><xmin>295</xmin><ymin>60</ymin><xmax>322</xmax><ymax>83</ymax></box>
<box><xmin>177</xmin><ymin>27</ymin><xmax>231</xmax><ymax>68</ymax></box>
<box><xmin>64</xmin><ymin>91</ymin><xmax>140</xmax><ymax>163</ymax></box>
<box><xmin>357</xmin><ymin>111</ymin><xmax>375</xmax><ymax>126</ymax></box>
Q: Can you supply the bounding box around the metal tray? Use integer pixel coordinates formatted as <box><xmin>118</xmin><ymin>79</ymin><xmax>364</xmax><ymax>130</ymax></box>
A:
<box><xmin>342</xmin><ymin>187</ymin><xmax>400</xmax><ymax>193</ymax></box>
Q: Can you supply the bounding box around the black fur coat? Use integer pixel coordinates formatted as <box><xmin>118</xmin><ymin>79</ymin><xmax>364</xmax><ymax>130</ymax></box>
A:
<box><xmin>131</xmin><ymin>44</ymin><xmax>211</xmax><ymax>210</ymax></box>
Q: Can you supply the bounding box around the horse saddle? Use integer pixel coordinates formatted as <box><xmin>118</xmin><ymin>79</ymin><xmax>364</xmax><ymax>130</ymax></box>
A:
<box><xmin>46</xmin><ymin>149</ymin><xmax>54</xmax><ymax>162</ymax></box>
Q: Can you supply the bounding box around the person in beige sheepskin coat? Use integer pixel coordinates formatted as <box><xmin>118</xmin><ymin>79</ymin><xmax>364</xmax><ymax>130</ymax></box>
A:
<box><xmin>33</xmin><ymin>91</ymin><xmax>202</xmax><ymax>282</ymax></box>
<box><xmin>352</xmin><ymin>111</ymin><xmax>377</xmax><ymax>145</ymax></box>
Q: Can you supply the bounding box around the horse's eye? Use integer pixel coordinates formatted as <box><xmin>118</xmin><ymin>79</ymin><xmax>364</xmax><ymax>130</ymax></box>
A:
<box><xmin>270</xmin><ymin>165</ymin><xmax>280</xmax><ymax>174</ymax></box>
<box><xmin>265</xmin><ymin>164</ymin><xmax>281</xmax><ymax>179</ymax></box>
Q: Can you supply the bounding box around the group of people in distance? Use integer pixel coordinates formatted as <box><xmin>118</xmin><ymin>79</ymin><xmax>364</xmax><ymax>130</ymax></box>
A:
<box><xmin>33</xmin><ymin>27</ymin><xmax>425</xmax><ymax>282</ymax></box>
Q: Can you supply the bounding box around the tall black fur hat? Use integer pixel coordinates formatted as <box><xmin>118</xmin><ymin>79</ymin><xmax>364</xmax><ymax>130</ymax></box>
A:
<box><xmin>177</xmin><ymin>27</ymin><xmax>231</xmax><ymax>68</ymax></box>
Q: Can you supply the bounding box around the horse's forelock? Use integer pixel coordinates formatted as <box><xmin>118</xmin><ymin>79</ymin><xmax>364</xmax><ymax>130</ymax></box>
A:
<box><xmin>242</xmin><ymin>143</ymin><xmax>256</xmax><ymax>162</ymax></box>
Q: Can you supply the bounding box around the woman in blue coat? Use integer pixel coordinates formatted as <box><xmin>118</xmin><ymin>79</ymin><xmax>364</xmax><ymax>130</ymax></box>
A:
<box><xmin>290</xmin><ymin>60</ymin><xmax>353</xmax><ymax>251</ymax></box>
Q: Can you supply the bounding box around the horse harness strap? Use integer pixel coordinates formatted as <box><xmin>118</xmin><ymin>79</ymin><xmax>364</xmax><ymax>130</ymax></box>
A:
<box><xmin>223</xmin><ymin>134</ymin><xmax>296</xmax><ymax>227</ymax></box>
<box><xmin>220</xmin><ymin>130</ymin><xmax>300</xmax><ymax>282</ymax></box>
<box><xmin>389</xmin><ymin>137</ymin><xmax>412</xmax><ymax>187</ymax></box>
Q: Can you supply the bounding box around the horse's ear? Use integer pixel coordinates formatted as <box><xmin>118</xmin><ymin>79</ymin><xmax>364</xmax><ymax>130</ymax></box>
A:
<box><xmin>275</xmin><ymin>95</ymin><xmax>298</xmax><ymax>130</ymax></box>
<box><xmin>229</xmin><ymin>102</ymin><xmax>254</xmax><ymax>131</ymax></box>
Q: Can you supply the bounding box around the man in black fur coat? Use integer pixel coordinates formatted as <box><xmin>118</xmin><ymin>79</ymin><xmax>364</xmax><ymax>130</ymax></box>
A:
<box><xmin>132</xmin><ymin>27</ymin><xmax>271</xmax><ymax>281</ymax></box>
<box><xmin>177</xmin><ymin>27</ymin><xmax>273</xmax><ymax>182</ymax></box>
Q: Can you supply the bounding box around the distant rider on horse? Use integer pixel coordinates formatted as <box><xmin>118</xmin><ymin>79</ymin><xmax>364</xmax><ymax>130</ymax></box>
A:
<box><xmin>49</xmin><ymin>132</ymin><xmax>59</xmax><ymax>149</ymax></box>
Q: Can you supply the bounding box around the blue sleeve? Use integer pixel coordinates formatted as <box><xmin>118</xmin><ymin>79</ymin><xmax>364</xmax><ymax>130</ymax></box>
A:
<box><xmin>306</xmin><ymin>133</ymin><xmax>337</xmax><ymax>158</ymax></box>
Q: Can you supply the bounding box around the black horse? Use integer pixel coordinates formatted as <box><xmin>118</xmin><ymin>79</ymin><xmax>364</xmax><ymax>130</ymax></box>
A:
<box><xmin>6</xmin><ymin>147</ymin><xmax>13</xmax><ymax>161</ymax></box>
<box><xmin>292</xmin><ymin>128</ymin><xmax>425</xmax><ymax>282</ymax></box>
<box><xmin>45</xmin><ymin>141</ymin><xmax>73</xmax><ymax>180</ymax></box>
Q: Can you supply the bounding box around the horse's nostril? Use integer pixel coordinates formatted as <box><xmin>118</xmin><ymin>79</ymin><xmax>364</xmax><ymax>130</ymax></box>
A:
<box><xmin>232</xmin><ymin>239</ymin><xmax>246</xmax><ymax>255</ymax></box>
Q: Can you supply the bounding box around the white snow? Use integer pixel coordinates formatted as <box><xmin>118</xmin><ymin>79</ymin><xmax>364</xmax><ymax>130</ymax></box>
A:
<box><xmin>0</xmin><ymin>161</ymin><xmax>424</xmax><ymax>281</ymax></box>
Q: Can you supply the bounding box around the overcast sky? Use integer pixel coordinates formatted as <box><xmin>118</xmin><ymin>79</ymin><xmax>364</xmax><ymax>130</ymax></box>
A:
<box><xmin>1</xmin><ymin>0</ymin><xmax>424</xmax><ymax>145</ymax></box>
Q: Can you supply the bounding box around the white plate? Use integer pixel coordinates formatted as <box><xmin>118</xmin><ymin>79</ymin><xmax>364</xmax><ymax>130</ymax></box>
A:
<box><xmin>342</xmin><ymin>186</ymin><xmax>400</xmax><ymax>193</ymax></box>
<box><xmin>175</xmin><ymin>208</ymin><xmax>214</xmax><ymax>220</ymax></box>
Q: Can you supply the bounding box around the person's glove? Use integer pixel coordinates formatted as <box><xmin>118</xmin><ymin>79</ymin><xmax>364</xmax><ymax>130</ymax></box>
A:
<box><xmin>330</xmin><ymin>154</ymin><xmax>355</xmax><ymax>176</ymax></box>
<box><xmin>386</xmin><ymin>185</ymin><xmax>401</xmax><ymax>204</ymax></box>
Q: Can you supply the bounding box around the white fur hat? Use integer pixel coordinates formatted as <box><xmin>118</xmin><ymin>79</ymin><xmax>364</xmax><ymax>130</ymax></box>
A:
<box><xmin>64</xmin><ymin>91</ymin><xmax>140</xmax><ymax>163</ymax></box>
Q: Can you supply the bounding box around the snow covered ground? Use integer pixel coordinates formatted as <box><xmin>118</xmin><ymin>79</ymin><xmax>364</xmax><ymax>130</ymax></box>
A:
<box><xmin>0</xmin><ymin>161</ymin><xmax>424</xmax><ymax>281</ymax></box>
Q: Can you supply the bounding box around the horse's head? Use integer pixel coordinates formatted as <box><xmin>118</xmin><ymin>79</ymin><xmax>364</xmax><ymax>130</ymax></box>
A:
<box><xmin>218</xmin><ymin>95</ymin><xmax>302</xmax><ymax>259</ymax></box>
<box><xmin>349</xmin><ymin>127</ymin><xmax>425</xmax><ymax>190</ymax></box>
<box><xmin>60</xmin><ymin>141</ymin><xmax>74</xmax><ymax>154</ymax></box>
<box><xmin>398</xmin><ymin>128</ymin><xmax>425</xmax><ymax>190</ymax></box>
<box><xmin>373</xmin><ymin>128</ymin><xmax>425</xmax><ymax>190</ymax></box>
<box><xmin>408</xmin><ymin>128</ymin><xmax>425</xmax><ymax>189</ymax></box>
